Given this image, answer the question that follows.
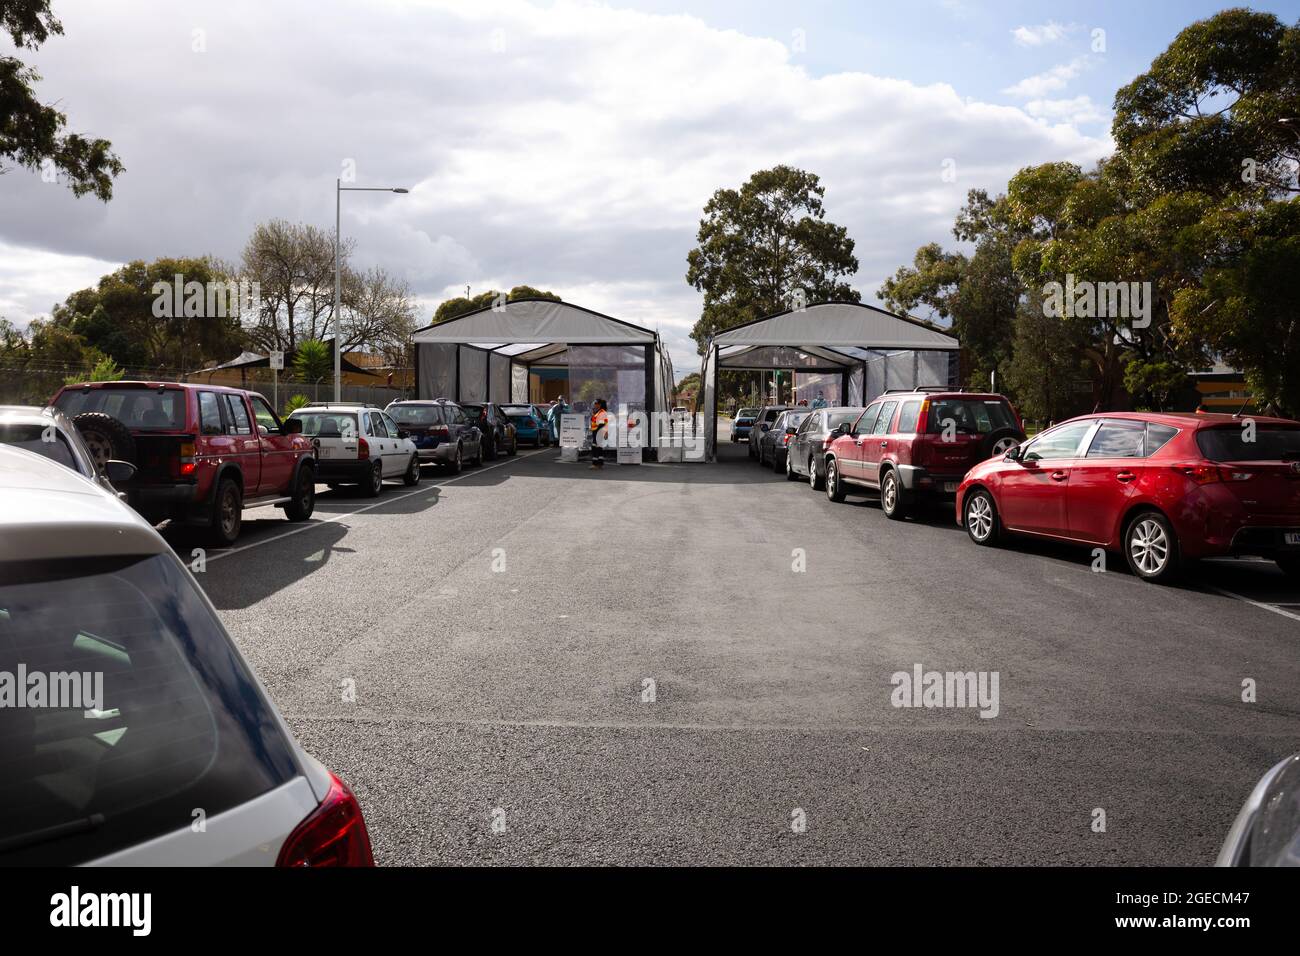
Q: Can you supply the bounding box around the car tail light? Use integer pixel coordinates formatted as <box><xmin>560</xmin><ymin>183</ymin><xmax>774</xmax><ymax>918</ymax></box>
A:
<box><xmin>276</xmin><ymin>772</ymin><xmax>374</xmax><ymax>867</ymax></box>
<box><xmin>783</xmin><ymin>434</ymin><xmax>794</xmax><ymax>446</ymax></box>
<box><xmin>916</xmin><ymin>398</ymin><xmax>931</xmax><ymax>434</ymax></box>
<box><xmin>178</xmin><ymin>439</ymin><xmax>196</xmax><ymax>477</ymax></box>
<box><xmin>357</xmin><ymin>436</ymin><xmax>369</xmax><ymax>460</ymax></box>
<box><xmin>1178</xmin><ymin>464</ymin><xmax>1220</xmax><ymax>485</ymax></box>
<box><xmin>432</xmin><ymin>425</ymin><xmax>449</xmax><ymax>436</ymax></box>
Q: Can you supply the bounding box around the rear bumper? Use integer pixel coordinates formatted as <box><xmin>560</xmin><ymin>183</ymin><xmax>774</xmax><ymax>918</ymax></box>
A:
<box><xmin>315</xmin><ymin>459</ymin><xmax>373</xmax><ymax>482</ymax></box>
<box><xmin>1228</xmin><ymin>525</ymin><xmax>1300</xmax><ymax>559</ymax></box>
<box><xmin>129</xmin><ymin>483</ymin><xmax>203</xmax><ymax>524</ymax></box>
<box><xmin>417</xmin><ymin>442</ymin><xmax>459</xmax><ymax>463</ymax></box>
<box><xmin>896</xmin><ymin>465</ymin><xmax>965</xmax><ymax>498</ymax></box>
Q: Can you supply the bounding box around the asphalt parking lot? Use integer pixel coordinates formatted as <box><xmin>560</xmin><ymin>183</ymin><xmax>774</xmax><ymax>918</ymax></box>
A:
<box><xmin>178</xmin><ymin>423</ymin><xmax>1300</xmax><ymax>865</ymax></box>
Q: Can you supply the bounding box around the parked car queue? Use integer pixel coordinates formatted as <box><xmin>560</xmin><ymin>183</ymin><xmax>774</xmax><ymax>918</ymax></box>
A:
<box><xmin>742</xmin><ymin>388</ymin><xmax>1300</xmax><ymax>585</ymax></box>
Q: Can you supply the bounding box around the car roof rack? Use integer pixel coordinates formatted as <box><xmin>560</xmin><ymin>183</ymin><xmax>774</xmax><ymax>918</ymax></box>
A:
<box><xmin>300</xmin><ymin>401</ymin><xmax>382</xmax><ymax>409</ymax></box>
<box><xmin>881</xmin><ymin>386</ymin><xmax>963</xmax><ymax>395</ymax></box>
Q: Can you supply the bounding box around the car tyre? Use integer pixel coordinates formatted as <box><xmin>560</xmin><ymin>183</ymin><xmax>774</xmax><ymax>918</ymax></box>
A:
<box><xmin>508</xmin><ymin>436</ymin><xmax>518</xmax><ymax>456</ymax></box>
<box><xmin>785</xmin><ymin>454</ymin><xmax>799</xmax><ymax>481</ymax></box>
<box><xmin>963</xmin><ymin>488</ymin><xmax>1000</xmax><ymax>546</ymax></box>
<box><xmin>809</xmin><ymin>457</ymin><xmax>824</xmax><ymax>491</ymax></box>
<box><xmin>284</xmin><ymin>465</ymin><xmax>315</xmax><ymax>521</ymax></box>
<box><xmin>208</xmin><ymin>477</ymin><xmax>243</xmax><ymax>545</ymax></box>
<box><xmin>403</xmin><ymin>454</ymin><xmax>421</xmax><ymax>486</ymax></box>
<box><xmin>825</xmin><ymin>458</ymin><xmax>846</xmax><ymax>502</ymax></box>
<box><xmin>361</xmin><ymin>460</ymin><xmax>383</xmax><ymax>498</ymax></box>
<box><xmin>484</xmin><ymin>436</ymin><xmax>496</xmax><ymax>461</ymax></box>
<box><xmin>450</xmin><ymin>444</ymin><xmax>464</xmax><ymax>474</ymax></box>
<box><xmin>1123</xmin><ymin>510</ymin><xmax>1180</xmax><ymax>583</ymax></box>
<box><xmin>880</xmin><ymin>469</ymin><xmax>908</xmax><ymax>520</ymax></box>
<box><xmin>72</xmin><ymin>411</ymin><xmax>137</xmax><ymax>470</ymax></box>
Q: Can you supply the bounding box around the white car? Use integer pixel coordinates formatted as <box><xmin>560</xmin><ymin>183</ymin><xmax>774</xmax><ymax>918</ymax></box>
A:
<box><xmin>0</xmin><ymin>404</ymin><xmax>136</xmax><ymax>495</ymax></box>
<box><xmin>287</xmin><ymin>403</ymin><xmax>419</xmax><ymax>496</ymax></box>
<box><xmin>0</xmin><ymin>444</ymin><xmax>375</xmax><ymax>866</ymax></box>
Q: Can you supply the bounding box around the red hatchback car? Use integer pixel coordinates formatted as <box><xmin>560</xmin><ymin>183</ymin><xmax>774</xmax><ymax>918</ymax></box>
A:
<box><xmin>956</xmin><ymin>412</ymin><xmax>1300</xmax><ymax>583</ymax></box>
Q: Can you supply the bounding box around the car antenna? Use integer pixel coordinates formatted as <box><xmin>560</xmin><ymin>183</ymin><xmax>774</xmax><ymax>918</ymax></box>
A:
<box><xmin>1232</xmin><ymin>396</ymin><xmax>1252</xmax><ymax>419</ymax></box>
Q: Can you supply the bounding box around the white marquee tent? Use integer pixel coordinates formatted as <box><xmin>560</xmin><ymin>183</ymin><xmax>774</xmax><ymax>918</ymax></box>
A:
<box><xmin>699</xmin><ymin>302</ymin><xmax>961</xmax><ymax>459</ymax></box>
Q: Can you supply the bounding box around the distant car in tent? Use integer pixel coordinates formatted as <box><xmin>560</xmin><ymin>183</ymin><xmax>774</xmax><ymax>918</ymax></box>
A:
<box><xmin>501</xmin><ymin>404</ymin><xmax>553</xmax><ymax>446</ymax></box>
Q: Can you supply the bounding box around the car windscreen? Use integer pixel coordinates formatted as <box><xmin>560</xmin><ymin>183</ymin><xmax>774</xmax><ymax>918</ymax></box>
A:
<box><xmin>0</xmin><ymin>554</ymin><xmax>297</xmax><ymax>865</ymax></box>
<box><xmin>926</xmin><ymin>399</ymin><xmax>1017</xmax><ymax>435</ymax></box>
<box><xmin>54</xmin><ymin>387</ymin><xmax>186</xmax><ymax>431</ymax></box>
<box><xmin>0</xmin><ymin>423</ymin><xmax>80</xmax><ymax>473</ymax></box>
<box><xmin>387</xmin><ymin>405</ymin><xmax>443</xmax><ymax>426</ymax></box>
<box><xmin>292</xmin><ymin>411</ymin><xmax>358</xmax><ymax>437</ymax></box>
<box><xmin>1197</xmin><ymin>425</ymin><xmax>1300</xmax><ymax>462</ymax></box>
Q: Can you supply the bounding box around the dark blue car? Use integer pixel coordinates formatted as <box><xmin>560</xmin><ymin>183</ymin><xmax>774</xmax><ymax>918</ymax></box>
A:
<box><xmin>501</xmin><ymin>404</ymin><xmax>553</xmax><ymax>446</ymax></box>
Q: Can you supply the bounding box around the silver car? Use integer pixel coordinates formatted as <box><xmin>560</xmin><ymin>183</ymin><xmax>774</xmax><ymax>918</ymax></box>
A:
<box><xmin>0</xmin><ymin>404</ymin><xmax>135</xmax><ymax>494</ymax></box>
<box><xmin>0</xmin><ymin>444</ymin><xmax>375</xmax><ymax>866</ymax></box>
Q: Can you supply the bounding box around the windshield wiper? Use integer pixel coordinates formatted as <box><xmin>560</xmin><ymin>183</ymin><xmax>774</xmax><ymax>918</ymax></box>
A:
<box><xmin>0</xmin><ymin>813</ymin><xmax>106</xmax><ymax>854</ymax></box>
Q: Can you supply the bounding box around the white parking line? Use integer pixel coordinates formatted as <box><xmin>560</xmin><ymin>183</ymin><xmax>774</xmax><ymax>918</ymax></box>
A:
<box><xmin>204</xmin><ymin>448</ymin><xmax>549</xmax><ymax>563</ymax></box>
<box><xmin>1209</xmin><ymin>586</ymin><xmax>1300</xmax><ymax>624</ymax></box>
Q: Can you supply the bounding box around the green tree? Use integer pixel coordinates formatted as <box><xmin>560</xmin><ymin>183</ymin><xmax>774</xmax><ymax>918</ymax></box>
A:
<box><xmin>50</xmin><ymin>257</ymin><xmax>246</xmax><ymax>369</ymax></box>
<box><xmin>686</xmin><ymin>165</ymin><xmax>860</xmax><ymax>353</ymax></box>
<box><xmin>63</xmin><ymin>350</ymin><xmax>123</xmax><ymax>385</ymax></box>
<box><xmin>0</xmin><ymin>1</ymin><xmax>123</xmax><ymax>199</ymax></box>
<box><xmin>432</xmin><ymin>285</ymin><xmax>560</xmax><ymax>325</ymax></box>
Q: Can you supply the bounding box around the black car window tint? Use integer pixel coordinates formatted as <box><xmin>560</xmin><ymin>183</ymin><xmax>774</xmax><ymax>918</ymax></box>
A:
<box><xmin>223</xmin><ymin>395</ymin><xmax>252</xmax><ymax>436</ymax></box>
<box><xmin>198</xmin><ymin>392</ymin><xmax>223</xmax><ymax>435</ymax></box>
<box><xmin>1143</xmin><ymin>423</ymin><xmax>1179</xmax><ymax>457</ymax></box>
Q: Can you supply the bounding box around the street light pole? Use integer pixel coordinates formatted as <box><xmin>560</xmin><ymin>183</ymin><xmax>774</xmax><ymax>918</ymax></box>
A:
<box><xmin>333</xmin><ymin>181</ymin><xmax>410</xmax><ymax>401</ymax></box>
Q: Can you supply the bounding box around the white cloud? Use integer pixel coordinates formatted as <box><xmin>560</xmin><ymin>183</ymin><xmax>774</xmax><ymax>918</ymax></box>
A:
<box><xmin>1023</xmin><ymin>96</ymin><xmax>1106</xmax><ymax>126</ymax></box>
<box><xmin>0</xmin><ymin>0</ymin><xmax>1110</xmax><ymax>366</ymax></box>
<box><xmin>1011</xmin><ymin>22</ymin><xmax>1072</xmax><ymax>47</ymax></box>
<box><xmin>1002</xmin><ymin>55</ymin><xmax>1093</xmax><ymax>98</ymax></box>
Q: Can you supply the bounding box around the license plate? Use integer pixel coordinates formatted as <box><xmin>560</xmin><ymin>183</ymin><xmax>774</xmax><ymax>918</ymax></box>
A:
<box><xmin>943</xmin><ymin>482</ymin><xmax>957</xmax><ymax>493</ymax></box>
<box><xmin>319</xmin><ymin>446</ymin><xmax>334</xmax><ymax>459</ymax></box>
<box><xmin>1285</xmin><ymin>532</ymin><xmax>1300</xmax><ymax>546</ymax></box>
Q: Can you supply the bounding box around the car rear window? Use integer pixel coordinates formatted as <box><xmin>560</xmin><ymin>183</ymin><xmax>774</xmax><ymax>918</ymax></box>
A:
<box><xmin>737</xmin><ymin>409</ymin><xmax>757</xmax><ymax>419</ymax></box>
<box><xmin>55</xmin><ymin>387</ymin><xmax>186</xmax><ymax>431</ymax></box>
<box><xmin>388</xmin><ymin>405</ymin><xmax>443</xmax><ymax>426</ymax></box>
<box><xmin>926</xmin><ymin>398</ymin><xmax>1017</xmax><ymax>435</ymax></box>
<box><xmin>0</xmin><ymin>554</ymin><xmax>297</xmax><ymax>865</ymax></box>
<box><xmin>0</xmin><ymin>424</ymin><xmax>79</xmax><ymax>472</ymax></box>
<box><xmin>1197</xmin><ymin>425</ymin><xmax>1300</xmax><ymax>462</ymax></box>
<box><xmin>293</xmin><ymin>411</ymin><xmax>358</xmax><ymax>437</ymax></box>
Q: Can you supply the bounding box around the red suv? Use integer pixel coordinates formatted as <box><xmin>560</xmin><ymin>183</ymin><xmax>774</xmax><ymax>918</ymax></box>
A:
<box><xmin>52</xmin><ymin>381</ymin><xmax>317</xmax><ymax>545</ymax></box>
<box><xmin>956</xmin><ymin>411</ymin><xmax>1300</xmax><ymax>583</ymax></box>
<box><xmin>824</xmin><ymin>388</ymin><xmax>1024</xmax><ymax>519</ymax></box>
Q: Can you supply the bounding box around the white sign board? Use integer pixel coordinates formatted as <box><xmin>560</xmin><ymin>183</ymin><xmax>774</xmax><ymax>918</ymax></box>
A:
<box><xmin>269</xmin><ymin>350</ymin><xmax>285</xmax><ymax>371</ymax></box>
<box><xmin>617</xmin><ymin>444</ymin><xmax>641</xmax><ymax>464</ymax></box>
<box><xmin>559</xmin><ymin>414</ymin><xmax>585</xmax><ymax>448</ymax></box>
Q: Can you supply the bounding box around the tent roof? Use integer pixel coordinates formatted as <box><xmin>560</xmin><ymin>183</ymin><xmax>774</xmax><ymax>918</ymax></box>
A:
<box><xmin>711</xmin><ymin>302</ymin><xmax>959</xmax><ymax>350</ymax></box>
<box><xmin>413</xmin><ymin>298</ymin><xmax>656</xmax><ymax>345</ymax></box>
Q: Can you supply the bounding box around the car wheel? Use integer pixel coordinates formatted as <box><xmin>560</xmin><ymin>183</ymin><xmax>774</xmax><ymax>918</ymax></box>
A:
<box><xmin>880</xmin><ymin>469</ymin><xmax>907</xmax><ymax>520</ymax></box>
<box><xmin>963</xmin><ymin>489</ymin><xmax>1000</xmax><ymax>546</ymax></box>
<box><xmin>72</xmin><ymin>411</ymin><xmax>137</xmax><ymax>470</ymax></box>
<box><xmin>1277</xmin><ymin>557</ymin><xmax>1300</xmax><ymax>580</ymax></box>
<box><xmin>1124</xmin><ymin>511</ymin><xmax>1180</xmax><ymax>583</ymax></box>
<box><xmin>785</xmin><ymin>453</ymin><xmax>799</xmax><ymax>481</ymax></box>
<box><xmin>403</xmin><ymin>454</ymin><xmax>421</xmax><ymax>486</ymax></box>
<box><xmin>508</xmin><ymin>437</ymin><xmax>518</xmax><ymax>456</ymax></box>
<box><xmin>450</xmin><ymin>444</ymin><xmax>464</xmax><ymax>474</ymax></box>
<box><xmin>983</xmin><ymin>429</ymin><xmax>1021</xmax><ymax>460</ymax></box>
<box><xmin>484</xmin><ymin>437</ymin><xmax>496</xmax><ymax>461</ymax></box>
<box><xmin>284</xmin><ymin>465</ymin><xmax>315</xmax><ymax>521</ymax></box>
<box><xmin>825</xmin><ymin>458</ymin><xmax>846</xmax><ymax>502</ymax></box>
<box><xmin>471</xmin><ymin>441</ymin><xmax>483</xmax><ymax>466</ymax></box>
<box><xmin>809</xmin><ymin>457</ymin><xmax>824</xmax><ymax>491</ymax></box>
<box><xmin>208</xmin><ymin>477</ymin><xmax>243</xmax><ymax>545</ymax></box>
<box><xmin>361</xmin><ymin>460</ymin><xmax>383</xmax><ymax>498</ymax></box>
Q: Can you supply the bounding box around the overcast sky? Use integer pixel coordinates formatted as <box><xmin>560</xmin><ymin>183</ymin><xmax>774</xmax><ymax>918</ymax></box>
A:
<box><xmin>3</xmin><ymin>0</ymin><xmax>1291</xmax><ymax>377</ymax></box>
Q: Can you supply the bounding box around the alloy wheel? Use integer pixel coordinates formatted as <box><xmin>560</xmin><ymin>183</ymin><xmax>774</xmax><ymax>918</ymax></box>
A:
<box><xmin>967</xmin><ymin>494</ymin><xmax>993</xmax><ymax>541</ymax></box>
<box><xmin>1129</xmin><ymin>518</ymin><xmax>1169</xmax><ymax>576</ymax></box>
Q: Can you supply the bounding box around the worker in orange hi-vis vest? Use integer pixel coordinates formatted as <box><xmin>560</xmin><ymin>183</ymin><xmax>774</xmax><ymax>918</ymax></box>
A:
<box><xmin>590</xmin><ymin>398</ymin><xmax>611</xmax><ymax>469</ymax></box>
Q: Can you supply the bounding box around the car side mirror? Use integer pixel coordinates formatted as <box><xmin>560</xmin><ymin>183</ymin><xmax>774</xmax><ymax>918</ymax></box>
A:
<box><xmin>834</xmin><ymin>422</ymin><xmax>851</xmax><ymax>436</ymax></box>
<box><xmin>759</xmin><ymin>423</ymin><xmax>771</xmax><ymax>432</ymax></box>
<box><xmin>397</xmin><ymin>429</ymin><xmax>410</xmax><ymax>439</ymax></box>
<box><xmin>105</xmin><ymin>459</ymin><xmax>136</xmax><ymax>483</ymax></box>
<box><xmin>284</xmin><ymin>418</ymin><xmax>303</xmax><ymax>434</ymax></box>
<box><xmin>1003</xmin><ymin>445</ymin><xmax>1022</xmax><ymax>462</ymax></box>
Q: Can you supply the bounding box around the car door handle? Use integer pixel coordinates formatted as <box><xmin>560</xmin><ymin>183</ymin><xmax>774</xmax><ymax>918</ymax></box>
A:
<box><xmin>879</xmin><ymin>441</ymin><xmax>888</xmax><ymax>448</ymax></box>
<box><xmin>855</xmin><ymin>438</ymin><xmax>865</xmax><ymax>446</ymax></box>
<box><xmin>1050</xmin><ymin>471</ymin><xmax>1068</xmax><ymax>481</ymax></box>
<box><xmin>1116</xmin><ymin>471</ymin><xmax>1136</xmax><ymax>483</ymax></box>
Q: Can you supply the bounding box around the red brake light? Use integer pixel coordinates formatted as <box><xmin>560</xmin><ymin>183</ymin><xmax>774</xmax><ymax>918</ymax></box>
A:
<box><xmin>276</xmin><ymin>773</ymin><xmax>374</xmax><ymax>867</ymax></box>
<box><xmin>1178</xmin><ymin>464</ymin><xmax>1220</xmax><ymax>485</ymax></box>
<box><xmin>357</xmin><ymin>436</ymin><xmax>369</xmax><ymax>460</ymax></box>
